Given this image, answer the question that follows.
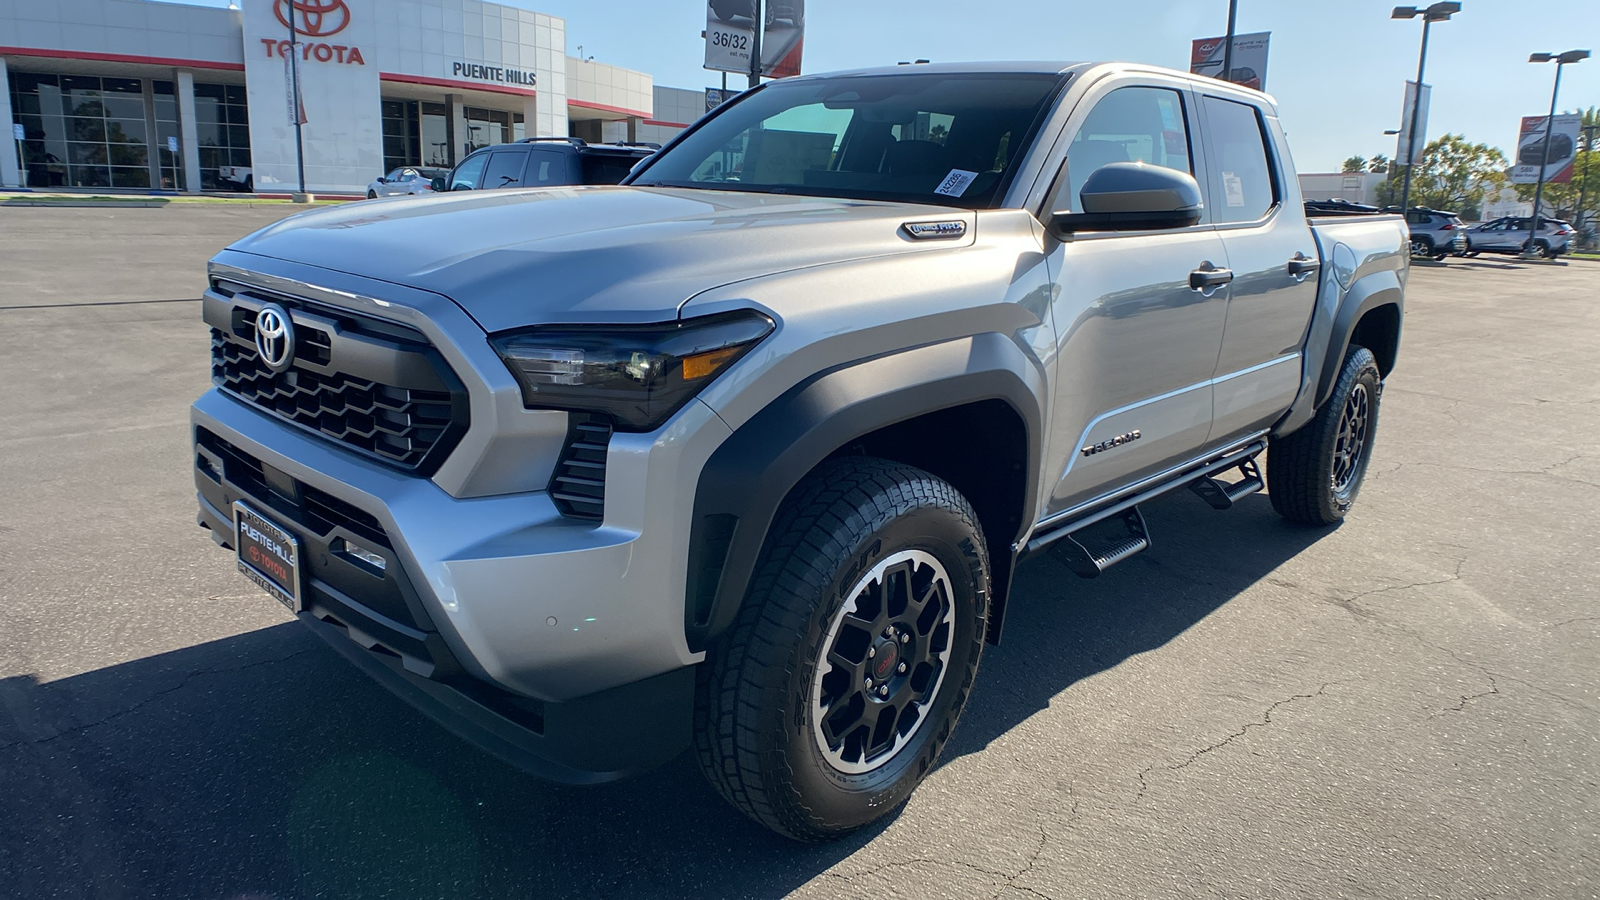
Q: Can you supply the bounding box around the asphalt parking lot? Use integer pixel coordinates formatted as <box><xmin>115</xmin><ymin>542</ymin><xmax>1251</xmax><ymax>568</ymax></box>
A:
<box><xmin>1</xmin><ymin>205</ymin><xmax>1596</xmax><ymax>899</ymax></box>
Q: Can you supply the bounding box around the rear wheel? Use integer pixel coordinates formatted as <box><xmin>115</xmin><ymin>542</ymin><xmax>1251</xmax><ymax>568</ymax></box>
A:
<box><xmin>1267</xmin><ymin>346</ymin><xmax>1382</xmax><ymax>526</ymax></box>
<box><xmin>696</xmin><ymin>457</ymin><xmax>989</xmax><ymax>841</ymax></box>
<box><xmin>1409</xmin><ymin>237</ymin><xmax>1433</xmax><ymax>258</ymax></box>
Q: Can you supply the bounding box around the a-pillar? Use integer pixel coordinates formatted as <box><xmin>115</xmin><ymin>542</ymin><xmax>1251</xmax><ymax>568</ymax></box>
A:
<box><xmin>174</xmin><ymin>69</ymin><xmax>204</xmax><ymax>192</ymax></box>
<box><xmin>0</xmin><ymin>58</ymin><xmax>21</xmax><ymax>188</ymax></box>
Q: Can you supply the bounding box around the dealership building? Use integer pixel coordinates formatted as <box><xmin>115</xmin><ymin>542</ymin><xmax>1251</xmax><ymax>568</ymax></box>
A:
<box><xmin>0</xmin><ymin>0</ymin><xmax>704</xmax><ymax>195</ymax></box>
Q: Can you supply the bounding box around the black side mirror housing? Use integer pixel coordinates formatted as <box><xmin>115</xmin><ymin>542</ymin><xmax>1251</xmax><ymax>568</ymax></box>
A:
<box><xmin>431</xmin><ymin>176</ymin><xmax>448</xmax><ymax>192</ymax></box>
<box><xmin>1050</xmin><ymin>162</ymin><xmax>1204</xmax><ymax>235</ymax></box>
<box><xmin>375</xmin><ymin>176</ymin><xmax>387</xmax><ymax>184</ymax></box>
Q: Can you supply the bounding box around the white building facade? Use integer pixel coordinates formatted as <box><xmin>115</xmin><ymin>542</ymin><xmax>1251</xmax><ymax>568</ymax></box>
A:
<box><xmin>0</xmin><ymin>0</ymin><xmax>693</xmax><ymax>195</ymax></box>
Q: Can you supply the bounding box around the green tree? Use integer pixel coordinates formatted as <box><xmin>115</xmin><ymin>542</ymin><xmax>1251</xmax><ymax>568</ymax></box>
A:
<box><xmin>1368</xmin><ymin>154</ymin><xmax>1390</xmax><ymax>174</ymax></box>
<box><xmin>1406</xmin><ymin>133</ymin><xmax>1507</xmax><ymax>212</ymax></box>
<box><xmin>1342</xmin><ymin>155</ymin><xmax>1368</xmax><ymax>173</ymax></box>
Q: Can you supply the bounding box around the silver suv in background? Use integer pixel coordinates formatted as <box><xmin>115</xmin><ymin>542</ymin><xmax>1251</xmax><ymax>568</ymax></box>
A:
<box><xmin>1462</xmin><ymin>216</ymin><xmax>1575</xmax><ymax>258</ymax></box>
<box><xmin>1392</xmin><ymin>207</ymin><xmax>1466</xmax><ymax>260</ymax></box>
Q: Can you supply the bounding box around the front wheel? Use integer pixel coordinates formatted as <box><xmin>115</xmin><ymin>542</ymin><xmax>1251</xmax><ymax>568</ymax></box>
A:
<box><xmin>367</xmin><ymin>190</ymin><xmax>377</xmax><ymax>199</ymax></box>
<box><xmin>696</xmin><ymin>458</ymin><xmax>989</xmax><ymax>841</ymax></box>
<box><xmin>1267</xmin><ymin>346</ymin><xmax>1382</xmax><ymax>526</ymax></box>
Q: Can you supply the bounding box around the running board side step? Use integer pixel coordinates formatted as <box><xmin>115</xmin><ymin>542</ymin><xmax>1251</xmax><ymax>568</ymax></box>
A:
<box><xmin>1049</xmin><ymin>506</ymin><xmax>1150</xmax><ymax>578</ymax></box>
<box><xmin>1187</xmin><ymin>458</ymin><xmax>1264</xmax><ymax>510</ymax></box>
<box><xmin>1022</xmin><ymin>439</ymin><xmax>1268</xmax><ymax>560</ymax></box>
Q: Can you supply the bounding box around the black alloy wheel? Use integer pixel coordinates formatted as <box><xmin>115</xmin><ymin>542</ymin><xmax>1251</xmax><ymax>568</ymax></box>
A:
<box><xmin>811</xmin><ymin>549</ymin><xmax>955</xmax><ymax>774</ymax></box>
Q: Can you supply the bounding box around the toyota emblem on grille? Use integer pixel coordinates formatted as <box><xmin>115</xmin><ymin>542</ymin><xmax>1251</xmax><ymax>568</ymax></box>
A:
<box><xmin>254</xmin><ymin>304</ymin><xmax>296</xmax><ymax>373</ymax></box>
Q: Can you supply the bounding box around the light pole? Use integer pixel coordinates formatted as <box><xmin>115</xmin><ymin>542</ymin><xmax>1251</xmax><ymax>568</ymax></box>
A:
<box><xmin>1391</xmin><ymin>3</ymin><xmax>1460</xmax><ymax>216</ymax></box>
<box><xmin>1221</xmin><ymin>0</ymin><xmax>1238</xmax><ymax>84</ymax></box>
<box><xmin>1522</xmin><ymin>50</ymin><xmax>1590</xmax><ymax>258</ymax></box>
<box><xmin>286</xmin><ymin>3</ymin><xmax>309</xmax><ymax>201</ymax></box>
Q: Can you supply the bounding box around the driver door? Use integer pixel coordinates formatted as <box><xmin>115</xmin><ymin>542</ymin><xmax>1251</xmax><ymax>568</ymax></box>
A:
<box><xmin>1041</xmin><ymin>78</ymin><xmax>1230</xmax><ymax>516</ymax></box>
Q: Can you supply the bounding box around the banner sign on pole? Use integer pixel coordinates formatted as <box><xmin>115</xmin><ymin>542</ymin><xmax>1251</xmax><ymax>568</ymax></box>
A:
<box><xmin>1395</xmin><ymin>81</ymin><xmax>1431</xmax><ymax>166</ymax></box>
<box><xmin>1190</xmin><ymin>31</ymin><xmax>1270</xmax><ymax>91</ymax></box>
<box><xmin>284</xmin><ymin>50</ymin><xmax>308</xmax><ymax>126</ymax></box>
<box><xmin>1511</xmin><ymin>114</ymin><xmax>1581</xmax><ymax>184</ymax></box>
<box><xmin>704</xmin><ymin>0</ymin><xmax>804</xmax><ymax>79</ymax></box>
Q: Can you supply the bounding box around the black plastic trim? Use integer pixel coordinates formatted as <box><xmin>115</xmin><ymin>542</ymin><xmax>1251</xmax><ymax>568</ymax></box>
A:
<box><xmin>302</xmin><ymin>610</ymin><xmax>694</xmax><ymax>784</ymax></box>
<box><xmin>685</xmin><ymin>335</ymin><xmax>1044</xmax><ymax>652</ymax></box>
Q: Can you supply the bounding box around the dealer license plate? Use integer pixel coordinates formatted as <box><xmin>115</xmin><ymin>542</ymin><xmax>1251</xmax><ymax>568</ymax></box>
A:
<box><xmin>234</xmin><ymin>501</ymin><xmax>302</xmax><ymax>614</ymax></box>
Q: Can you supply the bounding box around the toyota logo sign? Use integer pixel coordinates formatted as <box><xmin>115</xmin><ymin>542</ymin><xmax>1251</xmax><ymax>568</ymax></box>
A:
<box><xmin>254</xmin><ymin>304</ymin><xmax>296</xmax><ymax>373</ymax></box>
<box><xmin>274</xmin><ymin>0</ymin><xmax>351</xmax><ymax>38</ymax></box>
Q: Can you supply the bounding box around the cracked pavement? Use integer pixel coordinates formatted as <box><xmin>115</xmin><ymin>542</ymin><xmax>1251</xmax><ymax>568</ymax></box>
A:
<box><xmin>1</xmin><ymin>208</ymin><xmax>1596</xmax><ymax>898</ymax></box>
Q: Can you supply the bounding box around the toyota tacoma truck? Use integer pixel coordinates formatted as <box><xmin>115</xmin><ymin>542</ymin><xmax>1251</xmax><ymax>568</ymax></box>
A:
<box><xmin>190</xmin><ymin>61</ymin><xmax>1407</xmax><ymax>841</ymax></box>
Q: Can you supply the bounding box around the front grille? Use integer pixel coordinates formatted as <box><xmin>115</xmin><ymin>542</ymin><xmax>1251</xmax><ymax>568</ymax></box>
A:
<box><xmin>208</xmin><ymin>293</ymin><xmax>469</xmax><ymax>473</ymax></box>
<box><xmin>548</xmin><ymin>413</ymin><xmax>613</xmax><ymax>520</ymax></box>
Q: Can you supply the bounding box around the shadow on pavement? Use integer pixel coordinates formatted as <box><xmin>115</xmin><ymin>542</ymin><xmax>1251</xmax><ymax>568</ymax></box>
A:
<box><xmin>0</xmin><ymin>491</ymin><xmax>1329</xmax><ymax>898</ymax></box>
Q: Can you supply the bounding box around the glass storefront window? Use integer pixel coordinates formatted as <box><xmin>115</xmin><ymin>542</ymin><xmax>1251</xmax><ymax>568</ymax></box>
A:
<box><xmin>463</xmin><ymin>106</ymin><xmax>513</xmax><ymax>155</ymax></box>
<box><xmin>193</xmin><ymin>82</ymin><xmax>250</xmax><ymax>191</ymax></box>
<box><xmin>9</xmin><ymin>73</ymin><xmax>151</xmax><ymax>188</ymax></box>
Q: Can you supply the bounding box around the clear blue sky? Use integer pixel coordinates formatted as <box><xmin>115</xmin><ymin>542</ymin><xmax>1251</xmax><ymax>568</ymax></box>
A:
<box><xmin>171</xmin><ymin>0</ymin><xmax>1599</xmax><ymax>172</ymax></box>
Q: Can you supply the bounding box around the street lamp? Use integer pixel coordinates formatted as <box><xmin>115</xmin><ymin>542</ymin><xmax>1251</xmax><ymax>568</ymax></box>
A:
<box><xmin>1522</xmin><ymin>49</ymin><xmax>1590</xmax><ymax>258</ymax></box>
<box><xmin>1391</xmin><ymin>2</ymin><xmax>1461</xmax><ymax>216</ymax></box>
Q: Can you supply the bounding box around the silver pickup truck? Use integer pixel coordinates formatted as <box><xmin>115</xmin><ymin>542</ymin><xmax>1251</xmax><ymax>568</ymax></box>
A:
<box><xmin>190</xmin><ymin>61</ymin><xmax>1408</xmax><ymax>840</ymax></box>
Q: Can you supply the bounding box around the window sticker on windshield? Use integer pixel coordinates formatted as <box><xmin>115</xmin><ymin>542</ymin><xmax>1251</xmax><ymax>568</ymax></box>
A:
<box><xmin>1222</xmin><ymin>172</ymin><xmax>1246</xmax><ymax>207</ymax></box>
<box><xmin>935</xmin><ymin>169</ymin><xmax>980</xmax><ymax>197</ymax></box>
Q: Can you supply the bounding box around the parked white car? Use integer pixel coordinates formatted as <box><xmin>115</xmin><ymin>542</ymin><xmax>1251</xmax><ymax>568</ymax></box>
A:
<box><xmin>1462</xmin><ymin>216</ymin><xmax>1576</xmax><ymax>258</ymax></box>
<box><xmin>366</xmin><ymin>167</ymin><xmax>449</xmax><ymax>199</ymax></box>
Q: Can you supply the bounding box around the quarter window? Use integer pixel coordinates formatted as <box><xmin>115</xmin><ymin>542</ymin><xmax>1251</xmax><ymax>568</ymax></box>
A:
<box><xmin>1060</xmin><ymin>87</ymin><xmax>1193</xmax><ymax>215</ymax></box>
<box><xmin>1201</xmin><ymin>96</ymin><xmax>1277</xmax><ymax>223</ymax></box>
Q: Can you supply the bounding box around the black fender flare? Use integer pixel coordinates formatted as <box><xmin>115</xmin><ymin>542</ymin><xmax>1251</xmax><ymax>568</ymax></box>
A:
<box><xmin>1276</xmin><ymin>268</ymin><xmax>1404</xmax><ymax>437</ymax></box>
<box><xmin>684</xmin><ymin>333</ymin><xmax>1045</xmax><ymax>652</ymax></box>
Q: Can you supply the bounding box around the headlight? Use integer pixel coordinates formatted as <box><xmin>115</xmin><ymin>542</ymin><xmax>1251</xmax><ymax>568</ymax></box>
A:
<box><xmin>490</xmin><ymin>310</ymin><xmax>774</xmax><ymax>431</ymax></box>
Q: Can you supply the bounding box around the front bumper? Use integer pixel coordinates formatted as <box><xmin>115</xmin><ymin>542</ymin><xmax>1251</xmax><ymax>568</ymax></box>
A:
<box><xmin>193</xmin><ymin>396</ymin><xmax>706</xmax><ymax>781</ymax></box>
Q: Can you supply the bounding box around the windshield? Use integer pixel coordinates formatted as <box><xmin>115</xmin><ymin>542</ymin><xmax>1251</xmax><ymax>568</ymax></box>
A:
<box><xmin>630</xmin><ymin>72</ymin><xmax>1066</xmax><ymax>208</ymax></box>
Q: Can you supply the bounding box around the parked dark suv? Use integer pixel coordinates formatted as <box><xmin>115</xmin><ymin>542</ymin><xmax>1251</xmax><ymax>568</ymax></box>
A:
<box><xmin>433</xmin><ymin>137</ymin><xmax>656</xmax><ymax>193</ymax></box>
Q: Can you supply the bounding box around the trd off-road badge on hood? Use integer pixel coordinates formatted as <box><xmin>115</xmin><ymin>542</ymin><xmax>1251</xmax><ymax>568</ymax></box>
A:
<box><xmin>903</xmin><ymin>220</ymin><xmax>967</xmax><ymax>240</ymax></box>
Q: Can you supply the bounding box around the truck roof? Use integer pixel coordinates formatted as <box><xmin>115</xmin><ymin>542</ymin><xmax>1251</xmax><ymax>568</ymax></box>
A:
<box><xmin>783</xmin><ymin>60</ymin><xmax>1274</xmax><ymax>103</ymax></box>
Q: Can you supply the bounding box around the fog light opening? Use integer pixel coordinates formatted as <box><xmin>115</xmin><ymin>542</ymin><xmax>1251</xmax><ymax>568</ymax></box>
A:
<box><xmin>333</xmin><ymin>537</ymin><xmax>387</xmax><ymax>573</ymax></box>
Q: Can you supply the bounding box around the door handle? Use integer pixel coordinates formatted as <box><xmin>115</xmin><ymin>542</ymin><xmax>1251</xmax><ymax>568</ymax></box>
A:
<box><xmin>1287</xmin><ymin>254</ymin><xmax>1320</xmax><ymax>279</ymax></box>
<box><xmin>1189</xmin><ymin>266</ymin><xmax>1234</xmax><ymax>291</ymax></box>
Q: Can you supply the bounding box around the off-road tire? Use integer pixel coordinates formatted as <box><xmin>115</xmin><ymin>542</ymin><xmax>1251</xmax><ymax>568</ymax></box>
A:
<box><xmin>695</xmin><ymin>457</ymin><xmax>989</xmax><ymax>842</ymax></box>
<box><xmin>1267</xmin><ymin>346</ymin><xmax>1382</xmax><ymax>526</ymax></box>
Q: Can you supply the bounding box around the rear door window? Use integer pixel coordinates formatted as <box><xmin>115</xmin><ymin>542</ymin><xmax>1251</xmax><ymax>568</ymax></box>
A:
<box><xmin>1201</xmin><ymin>96</ymin><xmax>1278</xmax><ymax>224</ymax></box>
<box><xmin>526</xmin><ymin>149</ymin><xmax>568</xmax><ymax>185</ymax></box>
<box><xmin>483</xmin><ymin>150</ymin><xmax>528</xmax><ymax>189</ymax></box>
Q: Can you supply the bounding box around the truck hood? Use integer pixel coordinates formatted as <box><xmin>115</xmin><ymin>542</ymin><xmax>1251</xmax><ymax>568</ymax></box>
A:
<box><xmin>228</xmin><ymin>186</ymin><xmax>974</xmax><ymax>333</ymax></box>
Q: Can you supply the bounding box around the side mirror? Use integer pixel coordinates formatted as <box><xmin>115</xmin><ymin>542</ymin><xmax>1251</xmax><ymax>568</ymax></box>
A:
<box><xmin>1050</xmin><ymin>162</ymin><xmax>1203</xmax><ymax>235</ymax></box>
<box><xmin>431</xmin><ymin>176</ymin><xmax>447</xmax><ymax>192</ymax></box>
<box><xmin>375</xmin><ymin>176</ymin><xmax>387</xmax><ymax>184</ymax></box>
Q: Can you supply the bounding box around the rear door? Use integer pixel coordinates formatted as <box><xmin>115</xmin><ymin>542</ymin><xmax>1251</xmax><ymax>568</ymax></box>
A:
<box><xmin>482</xmin><ymin>148</ymin><xmax>529</xmax><ymax>189</ymax></box>
<box><xmin>1040</xmin><ymin>77</ymin><xmax>1231</xmax><ymax>516</ymax></box>
<box><xmin>1198</xmin><ymin>92</ymin><xmax>1318</xmax><ymax>444</ymax></box>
